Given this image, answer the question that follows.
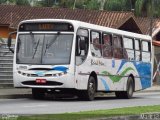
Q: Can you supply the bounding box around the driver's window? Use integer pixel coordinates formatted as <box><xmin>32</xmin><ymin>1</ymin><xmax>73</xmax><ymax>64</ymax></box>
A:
<box><xmin>76</xmin><ymin>28</ymin><xmax>89</xmax><ymax>65</ymax></box>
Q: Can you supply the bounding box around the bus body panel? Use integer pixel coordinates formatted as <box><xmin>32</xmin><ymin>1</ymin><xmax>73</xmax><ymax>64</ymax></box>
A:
<box><xmin>75</xmin><ymin>55</ymin><xmax>151</xmax><ymax>91</ymax></box>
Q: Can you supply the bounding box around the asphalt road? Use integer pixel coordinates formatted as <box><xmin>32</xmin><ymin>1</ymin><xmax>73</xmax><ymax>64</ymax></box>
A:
<box><xmin>0</xmin><ymin>92</ymin><xmax>160</xmax><ymax>115</ymax></box>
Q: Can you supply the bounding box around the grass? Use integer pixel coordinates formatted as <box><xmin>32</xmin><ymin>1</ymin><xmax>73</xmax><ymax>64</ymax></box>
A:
<box><xmin>2</xmin><ymin>105</ymin><xmax>160</xmax><ymax>120</ymax></box>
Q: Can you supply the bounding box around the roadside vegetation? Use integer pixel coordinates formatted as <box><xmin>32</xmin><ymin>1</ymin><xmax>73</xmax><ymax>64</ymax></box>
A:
<box><xmin>7</xmin><ymin>105</ymin><xmax>160</xmax><ymax>120</ymax></box>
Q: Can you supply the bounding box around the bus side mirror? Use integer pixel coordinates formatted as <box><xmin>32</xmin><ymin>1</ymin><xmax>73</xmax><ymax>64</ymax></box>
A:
<box><xmin>8</xmin><ymin>31</ymin><xmax>17</xmax><ymax>53</ymax></box>
<box><xmin>80</xmin><ymin>39</ymin><xmax>86</xmax><ymax>50</ymax></box>
<box><xmin>8</xmin><ymin>36</ymin><xmax>12</xmax><ymax>48</ymax></box>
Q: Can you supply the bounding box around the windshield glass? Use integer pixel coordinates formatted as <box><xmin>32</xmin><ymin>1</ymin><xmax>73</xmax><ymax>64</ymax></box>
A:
<box><xmin>16</xmin><ymin>33</ymin><xmax>73</xmax><ymax>65</ymax></box>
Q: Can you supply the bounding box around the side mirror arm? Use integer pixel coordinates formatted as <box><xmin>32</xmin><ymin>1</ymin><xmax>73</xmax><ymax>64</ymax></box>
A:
<box><xmin>8</xmin><ymin>31</ymin><xmax>17</xmax><ymax>53</ymax></box>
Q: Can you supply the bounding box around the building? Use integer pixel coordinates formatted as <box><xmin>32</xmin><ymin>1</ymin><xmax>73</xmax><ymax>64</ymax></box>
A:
<box><xmin>0</xmin><ymin>5</ymin><xmax>143</xmax><ymax>39</ymax></box>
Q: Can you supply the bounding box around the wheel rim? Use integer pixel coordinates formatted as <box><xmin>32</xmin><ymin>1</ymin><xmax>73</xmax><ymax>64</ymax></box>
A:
<box><xmin>88</xmin><ymin>80</ymin><xmax>95</xmax><ymax>98</ymax></box>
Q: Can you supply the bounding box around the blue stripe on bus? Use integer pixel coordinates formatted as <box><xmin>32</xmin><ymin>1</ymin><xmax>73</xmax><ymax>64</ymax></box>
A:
<box><xmin>100</xmin><ymin>78</ymin><xmax>110</xmax><ymax>91</ymax></box>
<box><xmin>117</xmin><ymin>60</ymin><xmax>151</xmax><ymax>89</ymax></box>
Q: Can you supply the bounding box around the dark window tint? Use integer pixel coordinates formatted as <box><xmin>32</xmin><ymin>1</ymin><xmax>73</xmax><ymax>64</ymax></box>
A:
<box><xmin>113</xmin><ymin>35</ymin><xmax>123</xmax><ymax>59</ymax></box>
<box><xmin>90</xmin><ymin>31</ymin><xmax>101</xmax><ymax>57</ymax></box>
<box><xmin>102</xmin><ymin>33</ymin><xmax>112</xmax><ymax>58</ymax></box>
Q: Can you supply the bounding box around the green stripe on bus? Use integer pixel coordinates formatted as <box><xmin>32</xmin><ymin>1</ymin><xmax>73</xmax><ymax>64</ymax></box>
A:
<box><xmin>101</xmin><ymin>67</ymin><xmax>135</xmax><ymax>83</ymax></box>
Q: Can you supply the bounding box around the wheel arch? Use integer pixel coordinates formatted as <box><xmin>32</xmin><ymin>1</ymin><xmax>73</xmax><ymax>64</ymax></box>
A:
<box><xmin>129</xmin><ymin>74</ymin><xmax>135</xmax><ymax>91</ymax></box>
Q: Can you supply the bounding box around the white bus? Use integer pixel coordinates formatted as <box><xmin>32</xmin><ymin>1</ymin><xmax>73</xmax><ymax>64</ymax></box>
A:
<box><xmin>8</xmin><ymin>19</ymin><xmax>152</xmax><ymax>100</ymax></box>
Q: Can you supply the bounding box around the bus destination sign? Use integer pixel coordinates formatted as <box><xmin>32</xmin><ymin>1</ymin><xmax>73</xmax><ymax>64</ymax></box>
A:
<box><xmin>19</xmin><ymin>22</ymin><xmax>74</xmax><ymax>32</ymax></box>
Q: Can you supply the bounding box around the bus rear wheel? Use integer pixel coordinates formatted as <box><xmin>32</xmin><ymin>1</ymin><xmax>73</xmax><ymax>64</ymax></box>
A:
<box><xmin>115</xmin><ymin>76</ymin><xmax>134</xmax><ymax>99</ymax></box>
<box><xmin>78</xmin><ymin>76</ymin><xmax>96</xmax><ymax>101</ymax></box>
<box><xmin>32</xmin><ymin>88</ymin><xmax>46</xmax><ymax>100</ymax></box>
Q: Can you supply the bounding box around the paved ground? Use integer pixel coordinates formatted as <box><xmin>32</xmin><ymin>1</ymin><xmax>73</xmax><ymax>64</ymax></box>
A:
<box><xmin>0</xmin><ymin>91</ymin><xmax>160</xmax><ymax>114</ymax></box>
<box><xmin>0</xmin><ymin>88</ymin><xmax>31</xmax><ymax>99</ymax></box>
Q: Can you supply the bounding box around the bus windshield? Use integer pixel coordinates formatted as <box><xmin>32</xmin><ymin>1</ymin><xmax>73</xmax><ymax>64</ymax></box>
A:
<box><xmin>16</xmin><ymin>33</ymin><xmax>73</xmax><ymax>65</ymax></box>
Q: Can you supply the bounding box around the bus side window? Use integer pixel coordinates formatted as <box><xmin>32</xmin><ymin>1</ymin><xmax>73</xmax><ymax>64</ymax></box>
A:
<box><xmin>76</xmin><ymin>28</ymin><xmax>89</xmax><ymax>65</ymax></box>
<box><xmin>123</xmin><ymin>37</ymin><xmax>134</xmax><ymax>61</ymax></box>
<box><xmin>141</xmin><ymin>41</ymin><xmax>151</xmax><ymax>62</ymax></box>
<box><xmin>102</xmin><ymin>33</ymin><xmax>112</xmax><ymax>58</ymax></box>
<box><xmin>113</xmin><ymin>35</ymin><xmax>123</xmax><ymax>59</ymax></box>
<box><xmin>135</xmin><ymin>39</ymin><xmax>141</xmax><ymax>61</ymax></box>
<box><xmin>90</xmin><ymin>31</ymin><xmax>101</xmax><ymax>57</ymax></box>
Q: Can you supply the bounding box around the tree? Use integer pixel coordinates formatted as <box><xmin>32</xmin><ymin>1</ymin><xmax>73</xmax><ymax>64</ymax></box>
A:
<box><xmin>59</xmin><ymin>0</ymin><xmax>74</xmax><ymax>8</ymax></box>
<box><xmin>35</xmin><ymin>0</ymin><xmax>55</xmax><ymax>7</ymax></box>
<box><xmin>153</xmin><ymin>0</ymin><xmax>160</xmax><ymax>17</ymax></box>
<box><xmin>0</xmin><ymin>0</ymin><xmax>15</xmax><ymax>4</ymax></box>
<box><xmin>135</xmin><ymin>0</ymin><xmax>160</xmax><ymax>17</ymax></box>
<box><xmin>0</xmin><ymin>0</ymin><xmax>6</xmax><ymax>4</ymax></box>
<box><xmin>75</xmin><ymin>0</ymin><xmax>86</xmax><ymax>9</ymax></box>
<box><xmin>104</xmin><ymin>0</ymin><xmax>130</xmax><ymax>11</ymax></box>
<box><xmin>99</xmin><ymin>0</ymin><xmax>106</xmax><ymax>10</ymax></box>
<box><xmin>7</xmin><ymin>0</ymin><xmax>15</xmax><ymax>4</ymax></box>
<box><xmin>135</xmin><ymin>0</ymin><xmax>151</xmax><ymax>17</ymax></box>
<box><xmin>85</xmin><ymin>0</ymin><xmax>100</xmax><ymax>10</ymax></box>
<box><xmin>0</xmin><ymin>0</ymin><xmax>30</xmax><ymax>5</ymax></box>
<box><xmin>58</xmin><ymin>0</ymin><xmax>100</xmax><ymax>10</ymax></box>
<box><xmin>15</xmin><ymin>0</ymin><xmax>30</xmax><ymax>6</ymax></box>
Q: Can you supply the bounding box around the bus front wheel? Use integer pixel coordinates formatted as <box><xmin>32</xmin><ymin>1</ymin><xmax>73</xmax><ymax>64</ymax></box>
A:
<box><xmin>115</xmin><ymin>76</ymin><xmax>134</xmax><ymax>99</ymax></box>
<box><xmin>32</xmin><ymin>88</ymin><xmax>46</xmax><ymax>100</ymax></box>
<box><xmin>78</xmin><ymin>76</ymin><xmax>96</xmax><ymax>101</ymax></box>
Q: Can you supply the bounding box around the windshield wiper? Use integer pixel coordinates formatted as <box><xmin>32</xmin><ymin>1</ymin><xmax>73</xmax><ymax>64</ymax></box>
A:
<box><xmin>30</xmin><ymin>32</ymin><xmax>35</xmax><ymax>44</ymax></box>
<box><xmin>44</xmin><ymin>32</ymin><xmax>60</xmax><ymax>55</ymax></box>
<box><xmin>32</xmin><ymin>39</ymin><xmax>40</xmax><ymax>59</ymax></box>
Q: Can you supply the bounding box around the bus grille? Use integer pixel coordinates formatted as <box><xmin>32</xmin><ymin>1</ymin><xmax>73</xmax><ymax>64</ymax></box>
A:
<box><xmin>22</xmin><ymin>81</ymin><xmax>63</xmax><ymax>86</ymax></box>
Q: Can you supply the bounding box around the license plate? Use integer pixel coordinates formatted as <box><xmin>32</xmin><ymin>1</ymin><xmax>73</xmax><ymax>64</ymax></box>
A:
<box><xmin>36</xmin><ymin>79</ymin><xmax>46</xmax><ymax>84</ymax></box>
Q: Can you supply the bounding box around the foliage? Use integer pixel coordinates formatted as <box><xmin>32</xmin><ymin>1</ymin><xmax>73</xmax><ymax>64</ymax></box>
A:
<box><xmin>103</xmin><ymin>0</ymin><xmax>160</xmax><ymax>17</ymax></box>
<box><xmin>56</xmin><ymin>0</ymin><xmax>100</xmax><ymax>10</ymax></box>
<box><xmin>85</xmin><ymin>0</ymin><xmax>100</xmax><ymax>10</ymax></box>
<box><xmin>6</xmin><ymin>0</ymin><xmax>15</xmax><ymax>4</ymax></box>
<box><xmin>0</xmin><ymin>0</ymin><xmax>6</xmax><ymax>4</ymax></box>
<box><xmin>134</xmin><ymin>0</ymin><xmax>160</xmax><ymax>17</ymax></box>
<box><xmin>35</xmin><ymin>0</ymin><xmax>54</xmax><ymax>7</ymax></box>
<box><xmin>75</xmin><ymin>0</ymin><xmax>86</xmax><ymax>9</ymax></box>
<box><xmin>15</xmin><ymin>0</ymin><xmax>30</xmax><ymax>6</ymax></box>
<box><xmin>135</xmin><ymin>0</ymin><xmax>151</xmax><ymax>17</ymax></box>
<box><xmin>104</xmin><ymin>0</ymin><xmax>131</xmax><ymax>11</ymax></box>
<box><xmin>58</xmin><ymin>0</ymin><xmax>75</xmax><ymax>8</ymax></box>
<box><xmin>0</xmin><ymin>0</ymin><xmax>30</xmax><ymax>6</ymax></box>
<box><xmin>153</xmin><ymin>0</ymin><xmax>160</xmax><ymax>18</ymax></box>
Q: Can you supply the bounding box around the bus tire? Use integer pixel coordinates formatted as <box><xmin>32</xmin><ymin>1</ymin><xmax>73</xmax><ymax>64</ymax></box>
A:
<box><xmin>78</xmin><ymin>76</ymin><xmax>96</xmax><ymax>101</ymax></box>
<box><xmin>32</xmin><ymin>88</ymin><xmax>45</xmax><ymax>100</ymax></box>
<box><xmin>115</xmin><ymin>76</ymin><xmax>134</xmax><ymax>99</ymax></box>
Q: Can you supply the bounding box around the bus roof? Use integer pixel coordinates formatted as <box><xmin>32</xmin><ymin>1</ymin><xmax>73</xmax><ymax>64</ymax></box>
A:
<box><xmin>19</xmin><ymin>19</ymin><xmax>151</xmax><ymax>41</ymax></box>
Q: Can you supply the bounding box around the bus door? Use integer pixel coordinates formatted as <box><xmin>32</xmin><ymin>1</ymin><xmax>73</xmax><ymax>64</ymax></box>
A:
<box><xmin>75</xmin><ymin>28</ymin><xmax>89</xmax><ymax>89</ymax></box>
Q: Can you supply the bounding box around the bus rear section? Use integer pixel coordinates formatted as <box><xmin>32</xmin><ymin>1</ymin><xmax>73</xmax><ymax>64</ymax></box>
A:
<box><xmin>74</xmin><ymin>23</ymin><xmax>152</xmax><ymax>100</ymax></box>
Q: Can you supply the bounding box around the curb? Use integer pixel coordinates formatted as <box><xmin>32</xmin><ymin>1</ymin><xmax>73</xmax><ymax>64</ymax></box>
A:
<box><xmin>138</xmin><ymin>90</ymin><xmax>160</xmax><ymax>93</ymax></box>
<box><xmin>0</xmin><ymin>94</ymin><xmax>31</xmax><ymax>99</ymax></box>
